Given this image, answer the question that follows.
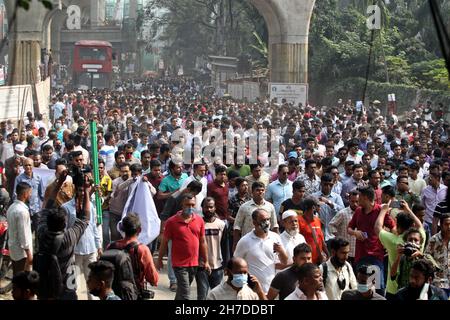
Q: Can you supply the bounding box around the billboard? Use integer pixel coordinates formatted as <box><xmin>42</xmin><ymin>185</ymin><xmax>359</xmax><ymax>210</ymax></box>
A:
<box><xmin>269</xmin><ymin>83</ymin><xmax>308</xmax><ymax>106</ymax></box>
<box><xmin>0</xmin><ymin>84</ymin><xmax>34</xmax><ymax>122</ymax></box>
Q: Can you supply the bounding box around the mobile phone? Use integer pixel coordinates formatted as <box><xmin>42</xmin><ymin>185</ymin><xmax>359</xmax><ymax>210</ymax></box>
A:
<box><xmin>390</xmin><ymin>200</ymin><xmax>401</xmax><ymax>209</ymax></box>
<box><xmin>247</xmin><ymin>274</ymin><xmax>256</xmax><ymax>289</ymax></box>
<box><xmin>361</xmin><ymin>232</ymin><xmax>368</xmax><ymax>239</ymax></box>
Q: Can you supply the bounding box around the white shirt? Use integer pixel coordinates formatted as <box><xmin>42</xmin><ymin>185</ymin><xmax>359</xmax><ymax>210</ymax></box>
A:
<box><xmin>207</xmin><ymin>282</ymin><xmax>259</xmax><ymax>300</ymax></box>
<box><xmin>99</xmin><ymin>145</ymin><xmax>118</xmax><ymax>171</ymax></box>
<box><xmin>280</xmin><ymin>231</ymin><xmax>306</xmax><ymax>264</ymax></box>
<box><xmin>180</xmin><ymin>175</ymin><xmax>207</xmax><ymax>211</ymax></box>
<box><xmin>6</xmin><ymin>200</ymin><xmax>33</xmax><ymax>261</ymax></box>
<box><xmin>234</xmin><ymin>230</ymin><xmax>282</xmax><ymax>293</ymax></box>
<box><xmin>285</xmin><ymin>287</ymin><xmax>328</xmax><ymax>300</ymax></box>
<box><xmin>320</xmin><ymin>260</ymin><xmax>357</xmax><ymax>300</ymax></box>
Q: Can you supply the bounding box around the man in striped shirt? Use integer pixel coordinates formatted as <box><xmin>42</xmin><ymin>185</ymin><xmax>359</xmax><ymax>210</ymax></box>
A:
<box><xmin>329</xmin><ymin>190</ymin><xmax>359</xmax><ymax>264</ymax></box>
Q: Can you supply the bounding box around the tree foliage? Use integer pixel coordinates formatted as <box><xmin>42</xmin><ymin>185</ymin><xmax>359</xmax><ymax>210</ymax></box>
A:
<box><xmin>143</xmin><ymin>0</ymin><xmax>449</xmax><ymax>93</ymax></box>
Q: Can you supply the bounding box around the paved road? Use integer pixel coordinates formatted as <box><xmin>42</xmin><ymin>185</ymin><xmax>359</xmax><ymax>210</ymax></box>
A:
<box><xmin>0</xmin><ymin>255</ymin><xmax>199</xmax><ymax>300</ymax></box>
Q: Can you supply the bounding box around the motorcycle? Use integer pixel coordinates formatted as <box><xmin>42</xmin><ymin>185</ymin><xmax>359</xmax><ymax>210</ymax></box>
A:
<box><xmin>0</xmin><ymin>203</ymin><xmax>12</xmax><ymax>294</ymax></box>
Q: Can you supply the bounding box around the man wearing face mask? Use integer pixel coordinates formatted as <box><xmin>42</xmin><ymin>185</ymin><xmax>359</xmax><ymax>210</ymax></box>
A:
<box><xmin>157</xmin><ymin>193</ymin><xmax>210</xmax><ymax>300</ymax></box>
<box><xmin>206</xmin><ymin>257</ymin><xmax>266</xmax><ymax>300</ymax></box>
<box><xmin>341</xmin><ymin>265</ymin><xmax>386</xmax><ymax>300</ymax></box>
<box><xmin>320</xmin><ymin>238</ymin><xmax>357</xmax><ymax>300</ymax></box>
<box><xmin>233</xmin><ymin>209</ymin><xmax>288</xmax><ymax>294</ymax></box>
<box><xmin>279</xmin><ymin>210</ymin><xmax>306</xmax><ymax>266</ymax></box>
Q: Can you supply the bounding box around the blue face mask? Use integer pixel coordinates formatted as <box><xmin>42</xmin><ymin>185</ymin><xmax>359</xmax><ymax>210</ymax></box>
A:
<box><xmin>231</xmin><ymin>273</ymin><xmax>248</xmax><ymax>288</ymax></box>
<box><xmin>183</xmin><ymin>208</ymin><xmax>196</xmax><ymax>216</ymax></box>
<box><xmin>357</xmin><ymin>283</ymin><xmax>370</xmax><ymax>293</ymax></box>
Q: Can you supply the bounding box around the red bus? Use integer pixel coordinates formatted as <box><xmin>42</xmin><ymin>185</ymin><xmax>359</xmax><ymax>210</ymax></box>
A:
<box><xmin>73</xmin><ymin>40</ymin><xmax>113</xmax><ymax>89</ymax></box>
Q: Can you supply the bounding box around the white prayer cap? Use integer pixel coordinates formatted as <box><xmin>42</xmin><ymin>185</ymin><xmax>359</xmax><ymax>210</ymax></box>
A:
<box><xmin>282</xmin><ymin>210</ymin><xmax>298</xmax><ymax>220</ymax></box>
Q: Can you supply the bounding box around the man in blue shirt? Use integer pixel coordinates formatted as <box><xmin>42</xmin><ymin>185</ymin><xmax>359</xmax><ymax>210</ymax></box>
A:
<box><xmin>13</xmin><ymin>158</ymin><xmax>44</xmax><ymax>231</ymax></box>
<box><xmin>313</xmin><ymin>173</ymin><xmax>344</xmax><ymax>247</ymax></box>
<box><xmin>266</xmin><ymin>164</ymin><xmax>293</xmax><ymax>218</ymax></box>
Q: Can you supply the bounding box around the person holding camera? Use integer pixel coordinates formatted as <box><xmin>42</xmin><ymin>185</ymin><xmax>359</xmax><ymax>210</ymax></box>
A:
<box><xmin>35</xmin><ymin>173</ymin><xmax>91</xmax><ymax>300</ymax></box>
<box><xmin>390</xmin><ymin>228</ymin><xmax>437</xmax><ymax>291</ymax></box>
<box><xmin>375</xmin><ymin>199</ymin><xmax>425</xmax><ymax>299</ymax></box>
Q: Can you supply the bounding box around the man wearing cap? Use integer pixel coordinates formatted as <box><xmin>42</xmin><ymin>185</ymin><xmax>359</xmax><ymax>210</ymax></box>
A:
<box><xmin>279</xmin><ymin>210</ymin><xmax>306</xmax><ymax>265</ymax></box>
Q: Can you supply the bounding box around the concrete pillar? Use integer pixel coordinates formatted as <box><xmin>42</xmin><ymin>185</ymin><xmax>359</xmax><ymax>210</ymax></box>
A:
<box><xmin>4</xmin><ymin>0</ymin><xmax>50</xmax><ymax>85</ymax></box>
<box><xmin>249</xmin><ymin>0</ymin><xmax>315</xmax><ymax>84</ymax></box>
<box><xmin>90</xmin><ymin>0</ymin><xmax>105</xmax><ymax>27</ymax></box>
<box><xmin>50</xmin><ymin>11</ymin><xmax>66</xmax><ymax>64</ymax></box>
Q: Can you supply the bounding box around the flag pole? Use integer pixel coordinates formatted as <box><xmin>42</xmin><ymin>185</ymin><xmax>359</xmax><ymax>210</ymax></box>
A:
<box><xmin>89</xmin><ymin>120</ymin><xmax>102</xmax><ymax>224</ymax></box>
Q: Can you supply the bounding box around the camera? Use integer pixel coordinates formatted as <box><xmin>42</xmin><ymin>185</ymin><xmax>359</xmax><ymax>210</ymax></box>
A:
<box><xmin>403</xmin><ymin>242</ymin><xmax>420</xmax><ymax>257</ymax></box>
<box><xmin>68</xmin><ymin>165</ymin><xmax>92</xmax><ymax>188</ymax></box>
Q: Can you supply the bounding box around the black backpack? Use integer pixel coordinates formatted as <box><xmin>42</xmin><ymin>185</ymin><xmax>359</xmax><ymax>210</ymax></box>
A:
<box><xmin>100</xmin><ymin>241</ymin><xmax>141</xmax><ymax>300</ymax></box>
<box><xmin>34</xmin><ymin>234</ymin><xmax>64</xmax><ymax>300</ymax></box>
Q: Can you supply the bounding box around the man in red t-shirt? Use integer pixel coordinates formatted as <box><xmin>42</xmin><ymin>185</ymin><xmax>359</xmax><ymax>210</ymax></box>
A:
<box><xmin>157</xmin><ymin>193</ymin><xmax>210</xmax><ymax>300</ymax></box>
<box><xmin>348</xmin><ymin>186</ymin><xmax>396</xmax><ymax>292</ymax></box>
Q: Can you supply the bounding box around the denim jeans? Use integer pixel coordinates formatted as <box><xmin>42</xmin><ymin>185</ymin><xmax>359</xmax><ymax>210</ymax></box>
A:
<box><xmin>195</xmin><ymin>267</ymin><xmax>224</xmax><ymax>300</ymax></box>
<box><xmin>102</xmin><ymin>210</ymin><xmax>111</xmax><ymax>249</ymax></box>
<box><xmin>167</xmin><ymin>240</ymin><xmax>176</xmax><ymax>285</ymax></box>
<box><xmin>173</xmin><ymin>266</ymin><xmax>198</xmax><ymax>300</ymax></box>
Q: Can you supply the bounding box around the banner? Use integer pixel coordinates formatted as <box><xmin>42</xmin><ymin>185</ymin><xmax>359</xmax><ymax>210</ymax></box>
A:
<box><xmin>227</xmin><ymin>83</ymin><xmax>243</xmax><ymax>100</ymax></box>
<box><xmin>269</xmin><ymin>83</ymin><xmax>308</xmax><ymax>106</ymax></box>
<box><xmin>120</xmin><ymin>177</ymin><xmax>161</xmax><ymax>245</ymax></box>
<box><xmin>0</xmin><ymin>84</ymin><xmax>33</xmax><ymax>122</ymax></box>
<box><xmin>33</xmin><ymin>168</ymin><xmax>56</xmax><ymax>189</ymax></box>
<box><xmin>35</xmin><ymin>78</ymin><xmax>51</xmax><ymax>119</ymax></box>
<box><xmin>243</xmin><ymin>81</ymin><xmax>260</xmax><ymax>102</ymax></box>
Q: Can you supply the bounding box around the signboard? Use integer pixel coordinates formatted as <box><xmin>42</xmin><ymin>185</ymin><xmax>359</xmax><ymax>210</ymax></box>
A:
<box><xmin>228</xmin><ymin>83</ymin><xmax>243</xmax><ymax>100</ymax></box>
<box><xmin>269</xmin><ymin>83</ymin><xmax>308</xmax><ymax>106</ymax></box>
<box><xmin>243</xmin><ymin>81</ymin><xmax>260</xmax><ymax>102</ymax></box>
<box><xmin>0</xmin><ymin>85</ymin><xmax>33</xmax><ymax>122</ymax></box>
<box><xmin>35</xmin><ymin>78</ymin><xmax>50</xmax><ymax>119</ymax></box>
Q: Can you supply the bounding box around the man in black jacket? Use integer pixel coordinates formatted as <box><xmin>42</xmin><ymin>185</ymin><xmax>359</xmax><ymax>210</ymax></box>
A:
<box><xmin>395</xmin><ymin>259</ymin><xmax>448</xmax><ymax>300</ymax></box>
<box><xmin>36</xmin><ymin>172</ymin><xmax>91</xmax><ymax>300</ymax></box>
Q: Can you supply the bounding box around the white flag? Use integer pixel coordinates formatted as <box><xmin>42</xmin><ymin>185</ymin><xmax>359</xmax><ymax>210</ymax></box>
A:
<box><xmin>119</xmin><ymin>177</ymin><xmax>161</xmax><ymax>245</ymax></box>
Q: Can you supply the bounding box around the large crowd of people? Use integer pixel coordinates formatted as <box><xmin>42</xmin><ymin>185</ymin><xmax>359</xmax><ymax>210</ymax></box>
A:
<box><xmin>0</xmin><ymin>77</ymin><xmax>449</xmax><ymax>301</ymax></box>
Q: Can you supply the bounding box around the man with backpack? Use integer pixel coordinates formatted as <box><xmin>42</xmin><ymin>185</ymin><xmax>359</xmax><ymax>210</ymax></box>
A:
<box><xmin>102</xmin><ymin>213</ymin><xmax>159</xmax><ymax>300</ymax></box>
<box><xmin>35</xmin><ymin>172</ymin><xmax>91</xmax><ymax>300</ymax></box>
<box><xmin>319</xmin><ymin>237</ymin><xmax>357</xmax><ymax>300</ymax></box>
